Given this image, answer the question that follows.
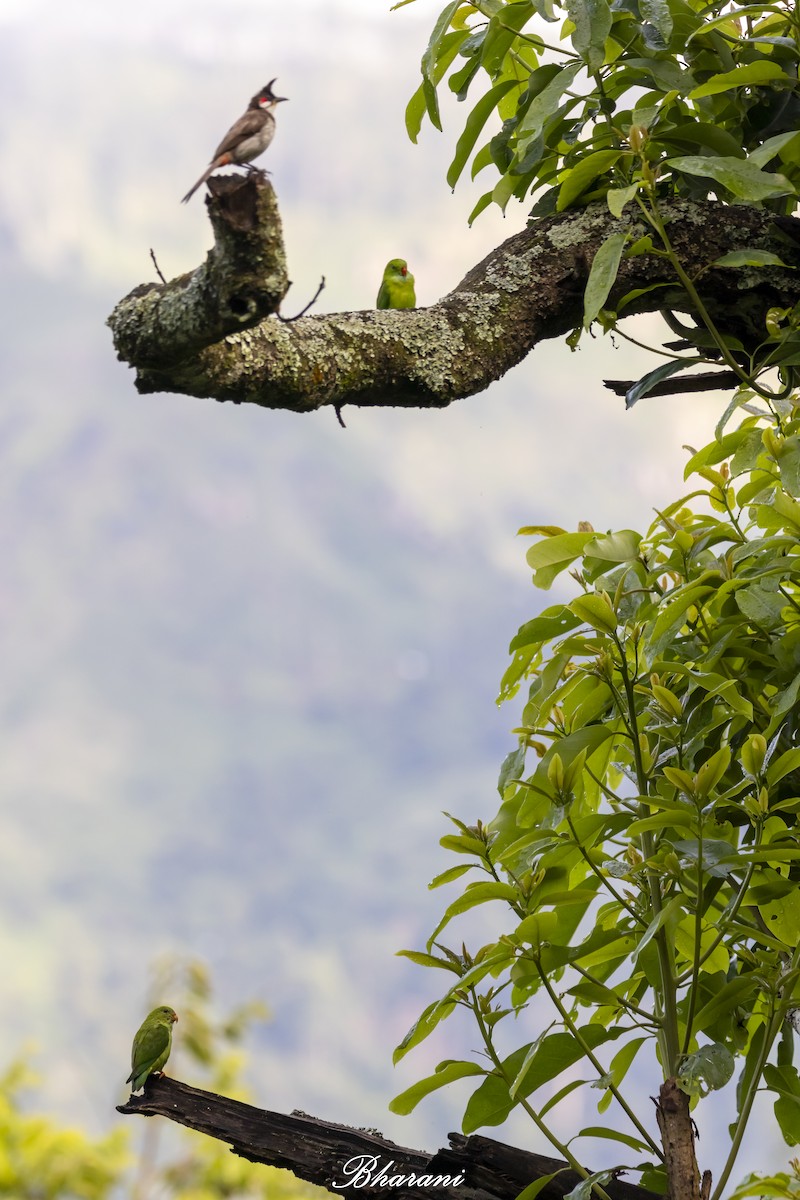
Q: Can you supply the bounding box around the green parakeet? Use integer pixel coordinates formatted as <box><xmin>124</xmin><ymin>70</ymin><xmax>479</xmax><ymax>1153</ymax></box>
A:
<box><xmin>126</xmin><ymin>1005</ymin><xmax>178</xmax><ymax>1092</ymax></box>
<box><xmin>376</xmin><ymin>258</ymin><xmax>416</xmax><ymax>310</ymax></box>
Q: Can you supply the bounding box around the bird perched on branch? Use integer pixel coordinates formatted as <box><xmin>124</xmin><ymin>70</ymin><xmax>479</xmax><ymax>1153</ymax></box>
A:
<box><xmin>126</xmin><ymin>1005</ymin><xmax>178</xmax><ymax>1091</ymax></box>
<box><xmin>181</xmin><ymin>80</ymin><xmax>287</xmax><ymax>203</ymax></box>
<box><xmin>376</xmin><ymin>259</ymin><xmax>416</xmax><ymax>309</ymax></box>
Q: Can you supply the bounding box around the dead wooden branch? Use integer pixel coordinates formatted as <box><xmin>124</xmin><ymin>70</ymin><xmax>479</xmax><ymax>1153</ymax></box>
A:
<box><xmin>117</xmin><ymin>1075</ymin><xmax>662</xmax><ymax>1200</ymax></box>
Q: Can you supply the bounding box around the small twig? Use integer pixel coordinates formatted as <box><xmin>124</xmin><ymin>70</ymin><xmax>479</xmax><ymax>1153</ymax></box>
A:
<box><xmin>333</xmin><ymin>405</ymin><xmax>347</xmax><ymax>429</ymax></box>
<box><xmin>278</xmin><ymin>277</ymin><xmax>326</xmax><ymax>323</ymax></box>
<box><xmin>149</xmin><ymin>249</ymin><xmax>167</xmax><ymax>286</ymax></box>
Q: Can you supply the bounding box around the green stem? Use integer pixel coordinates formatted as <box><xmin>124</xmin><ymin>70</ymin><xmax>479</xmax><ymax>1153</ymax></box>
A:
<box><xmin>674</xmin><ymin>856</ymin><xmax>757</xmax><ymax>987</ymax></box>
<box><xmin>469</xmin><ymin>990</ymin><xmax>615</xmax><ymax>1196</ymax></box>
<box><xmin>565</xmin><ymin>811</ymin><xmax>645</xmax><ymax>926</ymax></box>
<box><xmin>614</xmin><ymin>632</ymin><xmax>682</xmax><ymax>1075</ymax></box>
<box><xmin>533</xmin><ymin>960</ymin><xmax>664</xmax><ymax>1159</ymax></box>
<box><xmin>572</xmin><ymin>963</ymin><xmax>662</xmax><ymax>1025</ymax></box>
<box><xmin>710</xmin><ymin>995</ymin><xmax>786</xmax><ymax>1200</ymax></box>
<box><xmin>680</xmin><ymin>824</ymin><xmax>704</xmax><ymax>1057</ymax></box>
<box><xmin>611</xmin><ymin>323</ymin><xmax>704</xmax><ymax>361</ymax></box>
<box><xmin>496</xmin><ymin>22</ymin><xmax>581</xmax><ymax>58</ymax></box>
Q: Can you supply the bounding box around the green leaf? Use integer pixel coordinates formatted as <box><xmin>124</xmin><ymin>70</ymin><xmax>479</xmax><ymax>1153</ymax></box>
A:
<box><xmin>393</xmin><ymin>997</ymin><xmax>458</xmax><ymax>1063</ymax></box>
<box><xmin>397</xmin><ymin>949</ymin><xmax>462</xmax><ymax>971</ymax></box>
<box><xmin>640</xmin><ymin>0</ymin><xmax>672</xmax><ymax>43</ymax></box>
<box><xmin>569</xmin><ymin>592</ymin><xmax>617</xmax><ymax>633</ymax></box>
<box><xmin>766</xmin><ymin>747</ymin><xmax>800</xmax><ymax>788</ymax></box>
<box><xmin>576</xmin><ymin>1125</ymin><xmax>652</xmax><ymax>1153</ymax></box>
<box><xmin>689</xmin><ymin>60</ymin><xmax>787</xmax><ymax>99</ymax></box>
<box><xmin>713</xmin><ymin>250</ymin><xmax>791</xmax><ymax>270</ymax></box>
<box><xmin>692</xmin><ymin>975</ymin><xmax>758</xmax><ymax>1035</ymax></box>
<box><xmin>736</xmin><ymin>579</ymin><xmax>785</xmax><ymax>626</ymax></box>
<box><xmin>464</xmin><ymin>1028</ymin><xmax>617</xmax><ymax>1131</ymax></box>
<box><xmin>515</xmin><ymin>62</ymin><xmax>583</xmax><ymax>150</ymax></box>
<box><xmin>750</xmin><ymin>130</ymin><xmax>800</xmax><ymax>169</ymax></box>
<box><xmin>655</xmin><ymin>121</ymin><xmax>746</xmax><ymax>159</ymax></box>
<box><xmin>585</xmin><ymin>529</ymin><xmax>642</xmax><ymax>561</ymax></box>
<box><xmin>695</xmin><ymin>745</ymin><xmax>731</xmax><ymax>799</ymax></box>
<box><xmin>686</xmin><ymin>4</ymin><xmax>784</xmax><ymax>41</ymax></box>
<box><xmin>468</xmin><ymin>190</ymin><xmax>495</xmax><ymax>224</ymax></box>
<box><xmin>607</xmin><ymin>183</ymin><xmax>639</xmax><ymax>217</ymax></box>
<box><xmin>509</xmin><ymin>1039</ymin><xmax>543</xmax><ymax>1100</ymax></box>
<box><xmin>624</xmin><ymin>357</ymin><xmax>706</xmax><ymax>408</ymax></box>
<box><xmin>525</xmin><ymin>535</ymin><xmax>591</xmax><ymax>568</ymax></box>
<box><xmin>678</xmin><ymin>1043</ymin><xmax>735</xmax><ymax>1098</ymax></box>
<box><xmin>625</xmin><ymin>56</ymin><xmax>695</xmax><ymax>93</ymax></box>
<box><xmin>583</xmin><ymin>229</ymin><xmax>628</xmax><ymax>327</ymax></box>
<box><xmin>539</xmin><ymin>1076</ymin><xmax>588</xmax><ymax>1119</ymax></box>
<box><xmin>405</xmin><ymin>82</ymin><xmax>428</xmax><ymax>144</ymax></box>
<box><xmin>389</xmin><ymin>1060</ymin><xmax>486</xmax><ymax>1114</ymax></box>
<box><xmin>566</xmin><ymin>0</ymin><xmax>612</xmax><ymax>71</ymax></box>
<box><xmin>766</xmin><ymin>673</ymin><xmax>800</xmax><ymax>737</ymax></box>
<box><xmin>667</xmin><ymin>155</ymin><xmax>794</xmax><ymax>201</ymax></box>
<box><xmin>606</xmin><ymin>1036</ymin><xmax>649</xmax><ymax>1091</ymax></box>
<box><xmin>428</xmin><ymin>864</ymin><xmax>475</xmax><ymax>888</ymax></box>
<box><xmin>426</xmin><ymin>881</ymin><xmax>520</xmax><ymax>946</ymax></box>
<box><xmin>634</xmin><ymin>895</ymin><xmax>682</xmax><ymax>962</ymax></box>
<box><xmin>447</xmin><ymin>81</ymin><xmax>519</xmax><ymax>188</ymax></box>
<box><xmin>421</xmin><ymin>1</ymin><xmax>463</xmax><ymax>85</ymax></box>
<box><xmin>559</xmin><ymin>150</ymin><xmax>624</xmax><ymax>213</ymax></box>
<box><xmin>764</xmin><ymin>1064</ymin><xmax>800</xmax><ymax>1145</ymax></box>
<box><xmin>516</xmin><ymin>1173</ymin><xmax>570</xmax><ymax>1200</ymax></box>
<box><xmin>627</xmin><ymin>810</ymin><xmax>696</xmax><ymax>835</ymax></box>
<box><xmin>566</xmin><ymin>1169</ymin><xmax>622</xmax><ymax>1200</ymax></box>
<box><xmin>510</xmin><ymin>607</ymin><xmax>583</xmax><ymax>650</ymax></box>
<box><xmin>647</xmin><ymin>579</ymin><xmax>716</xmax><ymax>654</ymax></box>
<box><xmin>759</xmin><ymin>890</ymin><xmax>800</xmax><ymax>946</ymax></box>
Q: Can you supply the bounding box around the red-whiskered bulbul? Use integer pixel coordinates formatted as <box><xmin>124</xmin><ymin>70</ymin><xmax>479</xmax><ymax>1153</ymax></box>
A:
<box><xmin>181</xmin><ymin>80</ymin><xmax>287</xmax><ymax>204</ymax></box>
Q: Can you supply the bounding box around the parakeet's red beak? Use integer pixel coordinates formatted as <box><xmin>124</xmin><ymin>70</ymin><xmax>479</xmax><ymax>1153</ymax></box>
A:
<box><xmin>401</xmin><ymin>266</ymin><xmax>407</xmax><ymax>276</ymax></box>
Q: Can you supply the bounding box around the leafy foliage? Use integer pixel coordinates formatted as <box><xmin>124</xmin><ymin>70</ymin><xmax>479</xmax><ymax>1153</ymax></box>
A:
<box><xmin>393</xmin><ymin>397</ymin><xmax>800</xmax><ymax>1198</ymax></box>
<box><xmin>400</xmin><ymin>0</ymin><xmax>800</xmax><ymax>223</ymax></box>
<box><xmin>0</xmin><ymin>1059</ymin><xmax>128</xmax><ymax>1200</ymax></box>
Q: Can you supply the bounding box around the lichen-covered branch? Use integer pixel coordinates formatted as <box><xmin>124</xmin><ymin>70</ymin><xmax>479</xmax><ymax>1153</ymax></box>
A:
<box><xmin>117</xmin><ymin>1075</ymin><xmax>661</xmax><ymax>1200</ymax></box>
<box><xmin>109</xmin><ymin>174</ymin><xmax>289</xmax><ymax>372</ymax></box>
<box><xmin>107</xmin><ymin>179</ymin><xmax>800</xmax><ymax>414</ymax></box>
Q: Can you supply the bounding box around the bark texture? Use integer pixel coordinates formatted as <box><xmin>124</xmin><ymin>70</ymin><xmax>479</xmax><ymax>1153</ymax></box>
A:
<box><xmin>117</xmin><ymin>1075</ymin><xmax>661</xmax><ymax>1200</ymax></box>
<box><xmin>107</xmin><ymin>175</ymin><xmax>800</xmax><ymax>414</ymax></box>
<box><xmin>655</xmin><ymin>1078</ymin><xmax>701</xmax><ymax>1200</ymax></box>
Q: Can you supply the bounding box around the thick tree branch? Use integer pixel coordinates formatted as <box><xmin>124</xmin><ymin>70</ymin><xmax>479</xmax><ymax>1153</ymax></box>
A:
<box><xmin>107</xmin><ymin>177</ymin><xmax>800</xmax><ymax>413</ymax></box>
<box><xmin>110</xmin><ymin>174</ymin><xmax>289</xmax><ymax>373</ymax></box>
<box><xmin>117</xmin><ymin>1075</ymin><xmax>660</xmax><ymax>1200</ymax></box>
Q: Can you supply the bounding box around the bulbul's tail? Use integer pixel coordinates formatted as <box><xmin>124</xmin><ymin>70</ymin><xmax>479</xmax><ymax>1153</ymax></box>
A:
<box><xmin>181</xmin><ymin>166</ymin><xmax>215</xmax><ymax>204</ymax></box>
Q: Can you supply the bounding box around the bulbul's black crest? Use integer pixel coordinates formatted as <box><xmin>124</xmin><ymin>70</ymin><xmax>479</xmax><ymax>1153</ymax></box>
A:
<box><xmin>251</xmin><ymin>80</ymin><xmax>287</xmax><ymax>108</ymax></box>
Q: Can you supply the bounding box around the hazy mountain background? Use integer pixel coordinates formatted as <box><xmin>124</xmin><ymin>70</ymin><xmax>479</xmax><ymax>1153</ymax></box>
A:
<box><xmin>0</xmin><ymin>0</ymin><xmax>781</xmax><ymax>1174</ymax></box>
